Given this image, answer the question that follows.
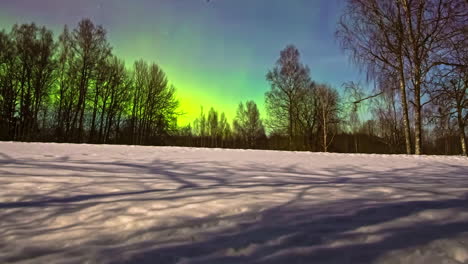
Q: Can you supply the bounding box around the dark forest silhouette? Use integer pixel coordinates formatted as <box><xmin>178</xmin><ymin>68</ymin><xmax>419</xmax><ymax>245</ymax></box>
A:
<box><xmin>0</xmin><ymin>0</ymin><xmax>467</xmax><ymax>155</ymax></box>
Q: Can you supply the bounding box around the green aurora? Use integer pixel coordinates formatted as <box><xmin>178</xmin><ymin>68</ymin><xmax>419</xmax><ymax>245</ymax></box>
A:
<box><xmin>0</xmin><ymin>0</ymin><xmax>361</xmax><ymax>125</ymax></box>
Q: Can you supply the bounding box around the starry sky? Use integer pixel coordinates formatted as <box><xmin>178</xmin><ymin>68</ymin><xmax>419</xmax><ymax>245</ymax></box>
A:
<box><xmin>0</xmin><ymin>0</ymin><xmax>363</xmax><ymax>125</ymax></box>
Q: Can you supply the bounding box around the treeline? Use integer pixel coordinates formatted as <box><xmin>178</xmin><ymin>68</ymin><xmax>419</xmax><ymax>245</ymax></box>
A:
<box><xmin>1</xmin><ymin>1</ymin><xmax>467</xmax><ymax>156</ymax></box>
<box><xmin>0</xmin><ymin>19</ymin><xmax>178</xmax><ymax>145</ymax></box>
<box><xmin>175</xmin><ymin>101</ymin><xmax>268</xmax><ymax>149</ymax></box>
<box><xmin>178</xmin><ymin>39</ymin><xmax>466</xmax><ymax>155</ymax></box>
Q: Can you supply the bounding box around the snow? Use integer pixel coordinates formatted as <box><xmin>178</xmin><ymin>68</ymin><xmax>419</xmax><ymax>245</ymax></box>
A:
<box><xmin>1</xmin><ymin>142</ymin><xmax>468</xmax><ymax>264</ymax></box>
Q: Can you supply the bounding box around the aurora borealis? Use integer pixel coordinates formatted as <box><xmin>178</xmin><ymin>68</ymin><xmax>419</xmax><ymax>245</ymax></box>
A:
<box><xmin>0</xmin><ymin>0</ymin><xmax>361</xmax><ymax>125</ymax></box>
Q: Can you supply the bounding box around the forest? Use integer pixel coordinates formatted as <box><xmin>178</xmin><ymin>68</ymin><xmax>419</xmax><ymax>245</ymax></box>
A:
<box><xmin>0</xmin><ymin>0</ymin><xmax>466</xmax><ymax>155</ymax></box>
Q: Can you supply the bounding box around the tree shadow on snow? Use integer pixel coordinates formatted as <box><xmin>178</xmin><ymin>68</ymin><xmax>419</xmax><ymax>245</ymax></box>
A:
<box><xmin>0</xmin><ymin>150</ymin><xmax>468</xmax><ymax>263</ymax></box>
<box><xmin>117</xmin><ymin>197</ymin><xmax>468</xmax><ymax>264</ymax></box>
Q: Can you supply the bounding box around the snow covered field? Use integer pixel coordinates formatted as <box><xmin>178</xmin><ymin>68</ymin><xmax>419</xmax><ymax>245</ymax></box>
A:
<box><xmin>1</xmin><ymin>142</ymin><xmax>468</xmax><ymax>264</ymax></box>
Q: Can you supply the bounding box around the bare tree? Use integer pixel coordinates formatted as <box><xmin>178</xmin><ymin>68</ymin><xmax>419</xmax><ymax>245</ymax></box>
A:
<box><xmin>337</xmin><ymin>0</ymin><xmax>412</xmax><ymax>154</ymax></box>
<box><xmin>431</xmin><ymin>76</ymin><xmax>467</xmax><ymax>155</ymax></box>
<box><xmin>266</xmin><ymin>45</ymin><xmax>311</xmax><ymax>150</ymax></box>
<box><xmin>372</xmin><ymin>86</ymin><xmax>407</xmax><ymax>153</ymax></box>
<box><xmin>55</xmin><ymin>25</ymin><xmax>76</xmax><ymax>141</ymax></box>
<box><xmin>193</xmin><ymin>106</ymin><xmax>207</xmax><ymax>147</ymax></box>
<box><xmin>207</xmin><ymin>107</ymin><xmax>219</xmax><ymax>147</ymax></box>
<box><xmin>294</xmin><ymin>83</ymin><xmax>319</xmax><ymax>151</ymax></box>
<box><xmin>99</xmin><ymin>57</ymin><xmax>130</xmax><ymax>143</ymax></box>
<box><xmin>316</xmin><ymin>84</ymin><xmax>340</xmax><ymax>152</ymax></box>
<box><xmin>10</xmin><ymin>23</ymin><xmax>56</xmax><ymax>140</ymax></box>
<box><xmin>233</xmin><ymin>100</ymin><xmax>265</xmax><ymax>149</ymax></box>
<box><xmin>70</xmin><ymin>18</ymin><xmax>111</xmax><ymax>142</ymax></box>
<box><xmin>218</xmin><ymin>112</ymin><xmax>232</xmax><ymax>148</ymax></box>
<box><xmin>129</xmin><ymin>61</ymin><xmax>178</xmax><ymax>145</ymax></box>
<box><xmin>343</xmin><ymin>81</ymin><xmax>366</xmax><ymax>152</ymax></box>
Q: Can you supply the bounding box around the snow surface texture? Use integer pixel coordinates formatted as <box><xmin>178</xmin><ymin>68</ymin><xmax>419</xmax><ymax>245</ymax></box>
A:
<box><xmin>1</xmin><ymin>142</ymin><xmax>468</xmax><ymax>264</ymax></box>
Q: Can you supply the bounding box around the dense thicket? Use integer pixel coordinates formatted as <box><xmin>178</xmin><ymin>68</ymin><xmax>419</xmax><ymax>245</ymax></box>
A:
<box><xmin>0</xmin><ymin>7</ymin><xmax>466</xmax><ymax>155</ymax></box>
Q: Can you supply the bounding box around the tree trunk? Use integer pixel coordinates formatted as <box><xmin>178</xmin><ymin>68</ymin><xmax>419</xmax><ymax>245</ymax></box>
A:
<box><xmin>77</xmin><ymin>96</ymin><xmax>86</xmax><ymax>142</ymax></box>
<box><xmin>396</xmin><ymin>1</ymin><xmax>412</xmax><ymax>154</ymax></box>
<box><xmin>89</xmin><ymin>87</ymin><xmax>100</xmax><ymax>143</ymax></box>
<box><xmin>98</xmin><ymin>96</ymin><xmax>108</xmax><ymax>143</ymax></box>
<box><xmin>414</xmin><ymin>79</ymin><xmax>422</xmax><ymax>155</ymax></box>
<box><xmin>456</xmin><ymin>106</ymin><xmax>467</xmax><ymax>156</ymax></box>
<box><xmin>288</xmin><ymin>101</ymin><xmax>293</xmax><ymax>150</ymax></box>
<box><xmin>323</xmin><ymin>107</ymin><xmax>328</xmax><ymax>152</ymax></box>
<box><xmin>354</xmin><ymin>135</ymin><xmax>358</xmax><ymax>153</ymax></box>
<box><xmin>399</xmin><ymin>76</ymin><xmax>412</xmax><ymax>154</ymax></box>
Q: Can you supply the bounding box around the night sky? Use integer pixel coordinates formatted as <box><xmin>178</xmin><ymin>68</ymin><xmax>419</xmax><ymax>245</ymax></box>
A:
<box><xmin>0</xmin><ymin>0</ymin><xmax>362</xmax><ymax>125</ymax></box>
